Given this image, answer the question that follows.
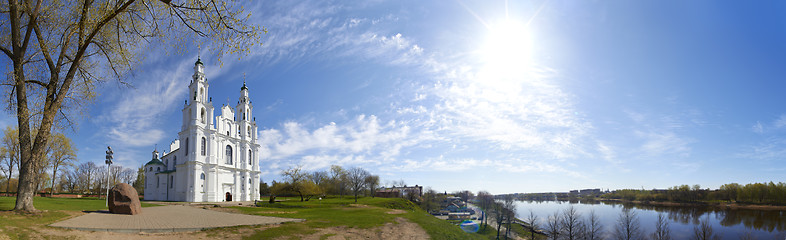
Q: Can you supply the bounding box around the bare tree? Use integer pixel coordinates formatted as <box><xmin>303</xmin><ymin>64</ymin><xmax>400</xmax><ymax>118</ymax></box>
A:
<box><xmin>493</xmin><ymin>199</ymin><xmax>507</xmax><ymax>240</ymax></box>
<box><xmin>585</xmin><ymin>210</ymin><xmax>604</xmax><ymax>240</ymax></box>
<box><xmin>613</xmin><ymin>208</ymin><xmax>643</xmax><ymax>240</ymax></box>
<box><xmin>477</xmin><ymin>191</ymin><xmax>494</xmax><ymax>230</ymax></box>
<box><xmin>562</xmin><ymin>205</ymin><xmax>582</xmax><ymax>240</ymax></box>
<box><xmin>503</xmin><ymin>195</ymin><xmax>516</xmax><ymax>240</ymax></box>
<box><xmin>546</xmin><ymin>210</ymin><xmax>562</xmax><ymax>240</ymax></box>
<box><xmin>2</xmin><ymin>0</ymin><xmax>263</xmax><ymax>212</ymax></box>
<box><xmin>309</xmin><ymin>170</ymin><xmax>327</xmax><ymax>187</ymax></box>
<box><xmin>693</xmin><ymin>215</ymin><xmax>719</xmax><ymax>240</ymax></box>
<box><xmin>526</xmin><ymin>209</ymin><xmax>539</xmax><ymax>240</ymax></box>
<box><xmin>653</xmin><ymin>213</ymin><xmax>671</xmax><ymax>240</ymax></box>
<box><xmin>347</xmin><ymin>167</ymin><xmax>370</xmax><ymax>203</ymax></box>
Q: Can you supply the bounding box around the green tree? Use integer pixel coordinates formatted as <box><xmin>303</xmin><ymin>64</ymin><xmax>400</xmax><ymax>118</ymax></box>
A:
<box><xmin>1</xmin><ymin>0</ymin><xmax>263</xmax><ymax>212</ymax></box>
<box><xmin>0</xmin><ymin>126</ymin><xmax>20</xmax><ymax>192</ymax></box>
<box><xmin>280</xmin><ymin>166</ymin><xmax>321</xmax><ymax>201</ymax></box>
<box><xmin>364</xmin><ymin>174</ymin><xmax>379</xmax><ymax>198</ymax></box>
<box><xmin>132</xmin><ymin>166</ymin><xmax>145</xmax><ymax>194</ymax></box>
<box><xmin>47</xmin><ymin>134</ymin><xmax>77</xmax><ymax>196</ymax></box>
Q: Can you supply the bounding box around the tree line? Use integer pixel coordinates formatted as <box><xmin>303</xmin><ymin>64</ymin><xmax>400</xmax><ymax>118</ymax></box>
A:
<box><xmin>1</xmin><ymin>125</ymin><xmax>141</xmax><ymax>196</ymax></box>
<box><xmin>266</xmin><ymin>165</ymin><xmax>381</xmax><ymax>203</ymax></box>
<box><xmin>601</xmin><ymin>182</ymin><xmax>786</xmax><ymax>205</ymax></box>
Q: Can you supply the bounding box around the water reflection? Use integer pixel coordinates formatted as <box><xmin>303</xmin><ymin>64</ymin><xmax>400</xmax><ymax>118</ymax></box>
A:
<box><xmin>601</xmin><ymin>201</ymin><xmax>786</xmax><ymax>232</ymax></box>
<box><xmin>516</xmin><ymin>200</ymin><xmax>786</xmax><ymax>239</ymax></box>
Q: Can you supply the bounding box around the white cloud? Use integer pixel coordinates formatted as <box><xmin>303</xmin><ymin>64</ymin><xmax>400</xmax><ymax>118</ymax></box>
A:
<box><xmin>259</xmin><ymin>114</ymin><xmax>430</xmax><ymax>165</ymax></box>
<box><xmin>775</xmin><ymin>115</ymin><xmax>786</xmax><ymax>129</ymax></box>
<box><xmin>752</xmin><ymin>121</ymin><xmax>764</xmax><ymax>134</ymax></box>
<box><xmin>101</xmin><ymin>59</ymin><xmax>191</xmax><ymax>147</ymax></box>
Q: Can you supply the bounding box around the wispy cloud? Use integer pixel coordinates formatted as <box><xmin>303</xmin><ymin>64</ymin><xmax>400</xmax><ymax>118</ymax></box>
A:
<box><xmin>98</xmin><ymin>58</ymin><xmax>192</xmax><ymax>150</ymax></box>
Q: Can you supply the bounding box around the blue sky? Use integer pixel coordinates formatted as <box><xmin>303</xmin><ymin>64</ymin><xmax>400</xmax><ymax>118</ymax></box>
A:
<box><xmin>3</xmin><ymin>0</ymin><xmax>786</xmax><ymax>194</ymax></box>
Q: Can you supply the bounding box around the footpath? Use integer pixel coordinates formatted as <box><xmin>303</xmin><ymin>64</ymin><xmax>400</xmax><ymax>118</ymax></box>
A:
<box><xmin>50</xmin><ymin>204</ymin><xmax>302</xmax><ymax>233</ymax></box>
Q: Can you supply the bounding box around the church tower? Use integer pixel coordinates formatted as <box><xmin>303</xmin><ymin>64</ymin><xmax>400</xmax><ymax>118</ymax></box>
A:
<box><xmin>235</xmin><ymin>80</ymin><xmax>260</xmax><ymax>200</ymax></box>
<box><xmin>178</xmin><ymin>58</ymin><xmax>216</xmax><ymax>201</ymax></box>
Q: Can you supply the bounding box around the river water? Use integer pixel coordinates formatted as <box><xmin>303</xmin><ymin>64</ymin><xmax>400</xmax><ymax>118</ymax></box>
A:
<box><xmin>514</xmin><ymin>200</ymin><xmax>786</xmax><ymax>239</ymax></box>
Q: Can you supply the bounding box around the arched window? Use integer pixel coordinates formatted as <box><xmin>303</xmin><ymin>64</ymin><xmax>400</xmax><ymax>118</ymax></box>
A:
<box><xmin>200</xmin><ymin>88</ymin><xmax>204</xmax><ymax>101</ymax></box>
<box><xmin>185</xmin><ymin>138</ymin><xmax>189</xmax><ymax>155</ymax></box>
<box><xmin>225</xmin><ymin>145</ymin><xmax>233</xmax><ymax>164</ymax></box>
<box><xmin>249</xmin><ymin>178</ymin><xmax>252</xmax><ymax>184</ymax></box>
<box><xmin>226</xmin><ymin>123</ymin><xmax>231</xmax><ymax>136</ymax></box>
<box><xmin>166</xmin><ymin>159</ymin><xmax>169</xmax><ymax>167</ymax></box>
<box><xmin>149</xmin><ymin>167</ymin><xmax>152</xmax><ymax>172</ymax></box>
<box><xmin>201</xmin><ymin>108</ymin><xmax>206</xmax><ymax>124</ymax></box>
<box><xmin>156</xmin><ymin>176</ymin><xmax>160</xmax><ymax>188</ymax></box>
<box><xmin>248</xmin><ymin>150</ymin><xmax>252</xmax><ymax>165</ymax></box>
<box><xmin>157</xmin><ymin>167</ymin><xmax>160</xmax><ymax>172</ymax></box>
<box><xmin>201</xmin><ymin>137</ymin><xmax>206</xmax><ymax>156</ymax></box>
<box><xmin>200</xmin><ymin>173</ymin><xmax>205</xmax><ymax>180</ymax></box>
<box><xmin>247</xmin><ymin>126</ymin><xmax>251</xmax><ymax>137</ymax></box>
<box><xmin>173</xmin><ymin>156</ymin><xmax>177</xmax><ymax>167</ymax></box>
<box><xmin>170</xmin><ymin>175</ymin><xmax>174</xmax><ymax>188</ymax></box>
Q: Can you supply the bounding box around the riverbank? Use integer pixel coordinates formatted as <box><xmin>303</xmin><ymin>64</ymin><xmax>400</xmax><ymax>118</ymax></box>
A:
<box><xmin>601</xmin><ymin>198</ymin><xmax>786</xmax><ymax>211</ymax></box>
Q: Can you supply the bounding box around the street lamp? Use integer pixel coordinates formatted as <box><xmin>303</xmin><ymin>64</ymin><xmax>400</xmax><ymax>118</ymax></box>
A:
<box><xmin>105</xmin><ymin>146</ymin><xmax>113</xmax><ymax>207</ymax></box>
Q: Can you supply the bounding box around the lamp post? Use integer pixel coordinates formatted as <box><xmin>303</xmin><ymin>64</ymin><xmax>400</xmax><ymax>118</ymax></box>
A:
<box><xmin>105</xmin><ymin>146</ymin><xmax>113</xmax><ymax>207</ymax></box>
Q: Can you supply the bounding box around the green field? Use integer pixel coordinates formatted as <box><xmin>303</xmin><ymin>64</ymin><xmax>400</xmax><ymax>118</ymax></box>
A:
<box><xmin>235</xmin><ymin>196</ymin><xmax>486</xmax><ymax>240</ymax></box>
<box><xmin>0</xmin><ymin>196</ymin><xmax>502</xmax><ymax>239</ymax></box>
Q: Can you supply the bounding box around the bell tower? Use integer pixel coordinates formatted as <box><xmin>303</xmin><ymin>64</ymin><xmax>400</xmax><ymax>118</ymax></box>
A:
<box><xmin>180</xmin><ymin>58</ymin><xmax>215</xmax><ymax>164</ymax></box>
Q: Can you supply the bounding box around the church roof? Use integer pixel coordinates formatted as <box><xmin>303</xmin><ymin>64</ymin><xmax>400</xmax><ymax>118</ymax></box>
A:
<box><xmin>241</xmin><ymin>81</ymin><xmax>248</xmax><ymax>90</ymax></box>
<box><xmin>195</xmin><ymin>57</ymin><xmax>203</xmax><ymax>65</ymax></box>
<box><xmin>145</xmin><ymin>158</ymin><xmax>165</xmax><ymax>166</ymax></box>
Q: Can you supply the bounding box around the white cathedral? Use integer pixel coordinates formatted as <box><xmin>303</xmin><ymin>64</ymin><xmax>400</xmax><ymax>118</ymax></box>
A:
<box><xmin>144</xmin><ymin>58</ymin><xmax>261</xmax><ymax>202</ymax></box>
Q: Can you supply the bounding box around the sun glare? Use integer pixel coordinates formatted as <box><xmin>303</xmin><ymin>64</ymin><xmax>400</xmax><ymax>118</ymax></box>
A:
<box><xmin>482</xmin><ymin>20</ymin><xmax>532</xmax><ymax>75</ymax></box>
<box><xmin>477</xmin><ymin>20</ymin><xmax>533</xmax><ymax>92</ymax></box>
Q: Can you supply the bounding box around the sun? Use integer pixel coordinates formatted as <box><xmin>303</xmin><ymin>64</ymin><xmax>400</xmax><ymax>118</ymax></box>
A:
<box><xmin>481</xmin><ymin>20</ymin><xmax>532</xmax><ymax>77</ymax></box>
<box><xmin>476</xmin><ymin>19</ymin><xmax>533</xmax><ymax>93</ymax></box>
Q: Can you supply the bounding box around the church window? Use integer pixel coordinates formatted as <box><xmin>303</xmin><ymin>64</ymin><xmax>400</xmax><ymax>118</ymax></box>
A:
<box><xmin>200</xmin><ymin>173</ymin><xmax>205</xmax><ymax>180</ymax></box>
<box><xmin>200</xmin><ymin>108</ymin><xmax>206</xmax><ymax>124</ymax></box>
<box><xmin>226</xmin><ymin>145</ymin><xmax>233</xmax><ymax>164</ymax></box>
<box><xmin>170</xmin><ymin>176</ymin><xmax>174</xmax><ymax>188</ymax></box>
<box><xmin>166</xmin><ymin>159</ymin><xmax>168</xmax><ymax>167</ymax></box>
<box><xmin>149</xmin><ymin>167</ymin><xmax>152</xmax><ymax>172</ymax></box>
<box><xmin>201</xmin><ymin>137</ymin><xmax>206</xmax><ymax>156</ymax></box>
<box><xmin>157</xmin><ymin>167</ymin><xmax>160</xmax><ymax>172</ymax></box>
<box><xmin>193</xmin><ymin>91</ymin><xmax>197</xmax><ymax>100</ymax></box>
<box><xmin>227</xmin><ymin>123</ymin><xmax>231</xmax><ymax>136</ymax></box>
<box><xmin>249</xmin><ymin>178</ymin><xmax>252</xmax><ymax>185</ymax></box>
<box><xmin>248</xmin><ymin>150</ymin><xmax>252</xmax><ymax>165</ymax></box>
<box><xmin>185</xmin><ymin>138</ymin><xmax>189</xmax><ymax>155</ymax></box>
<box><xmin>247</xmin><ymin>126</ymin><xmax>251</xmax><ymax>137</ymax></box>
<box><xmin>173</xmin><ymin>157</ymin><xmax>177</xmax><ymax>167</ymax></box>
<box><xmin>200</xmin><ymin>88</ymin><xmax>204</xmax><ymax>101</ymax></box>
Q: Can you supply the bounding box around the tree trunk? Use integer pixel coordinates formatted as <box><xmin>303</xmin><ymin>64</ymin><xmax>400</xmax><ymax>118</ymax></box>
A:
<box><xmin>12</xmin><ymin>54</ymin><xmax>38</xmax><ymax>212</ymax></box>
<box><xmin>50</xmin><ymin>165</ymin><xmax>58</xmax><ymax>196</ymax></box>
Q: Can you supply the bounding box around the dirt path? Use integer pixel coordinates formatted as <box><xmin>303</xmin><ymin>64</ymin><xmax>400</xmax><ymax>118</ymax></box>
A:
<box><xmin>289</xmin><ymin>217</ymin><xmax>428</xmax><ymax>240</ymax></box>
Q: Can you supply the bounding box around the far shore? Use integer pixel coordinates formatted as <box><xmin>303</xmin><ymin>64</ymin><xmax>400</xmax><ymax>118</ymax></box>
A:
<box><xmin>600</xmin><ymin>198</ymin><xmax>786</xmax><ymax>211</ymax></box>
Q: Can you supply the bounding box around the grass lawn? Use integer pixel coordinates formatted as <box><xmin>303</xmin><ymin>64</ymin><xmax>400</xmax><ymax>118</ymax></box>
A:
<box><xmin>234</xmin><ymin>196</ymin><xmax>487</xmax><ymax>240</ymax></box>
<box><xmin>0</xmin><ymin>196</ymin><xmax>159</xmax><ymax>239</ymax></box>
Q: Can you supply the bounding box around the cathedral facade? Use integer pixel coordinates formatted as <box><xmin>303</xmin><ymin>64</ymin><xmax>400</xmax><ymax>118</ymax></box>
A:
<box><xmin>144</xmin><ymin>58</ymin><xmax>261</xmax><ymax>202</ymax></box>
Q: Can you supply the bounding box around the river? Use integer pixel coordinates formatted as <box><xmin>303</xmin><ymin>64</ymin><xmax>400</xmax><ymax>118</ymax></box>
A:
<box><xmin>514</xmin><ymin>200</ymin><xmax>786</xmax><ymax>239</ymax></box>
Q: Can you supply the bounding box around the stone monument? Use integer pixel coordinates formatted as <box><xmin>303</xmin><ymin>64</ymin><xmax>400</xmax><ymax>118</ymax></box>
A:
<box><xmin>108</xmin><ymin>183</ymin><xmax>142</xmax><ymax>215</ymax></box>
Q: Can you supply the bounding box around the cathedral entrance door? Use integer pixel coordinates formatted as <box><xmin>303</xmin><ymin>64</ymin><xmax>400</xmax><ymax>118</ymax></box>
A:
<box><xmin>225</xmin><ymin>192</ymin><xmax>232</xmax><ymax>201</ymax></box>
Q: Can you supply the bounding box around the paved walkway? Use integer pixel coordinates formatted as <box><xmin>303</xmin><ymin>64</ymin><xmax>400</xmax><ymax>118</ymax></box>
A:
<box><xmin>49</xmin><ymin>205</ymin><xmax>303</xmax><ymax>233</ymax></box>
